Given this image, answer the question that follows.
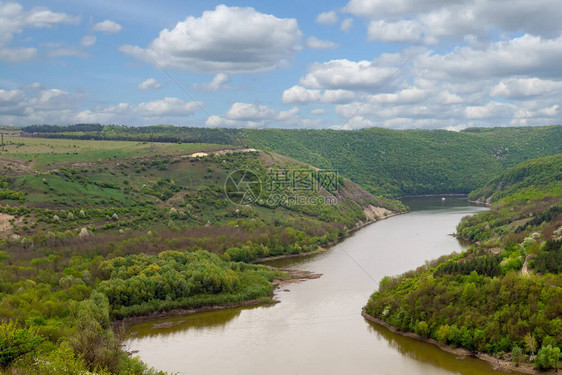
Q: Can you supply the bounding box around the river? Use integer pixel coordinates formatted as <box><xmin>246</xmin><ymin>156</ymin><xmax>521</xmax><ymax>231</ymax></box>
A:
<box><xmin>125</xmin><ymin>197</ymin><xmax>502</xmax><ymax>375</ymax></box>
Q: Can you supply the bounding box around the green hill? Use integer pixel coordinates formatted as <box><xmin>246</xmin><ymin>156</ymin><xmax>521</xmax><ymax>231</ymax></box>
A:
<box><xmin>21</xmin><ymin>124</ymin><xmax>562</xmax><ymax>197</ymax></box>
<box><xmin>364</xmin><ymin>155</ymin><xmax>562</xmax><ymax>371</ymax></box>
<box><xmin>0</xmin><ymin>135</ymin><xmax>403</xmax><ymax>374</ymax></box>
<box><xmin>468</xmin><ymin>153</ymin><xmax>562</xmax><ymax>204</ymax></box>
<box><xmin>239</xmin><ymin>126</ymin><xmax>562</xmax><ymax>197</ymax></box>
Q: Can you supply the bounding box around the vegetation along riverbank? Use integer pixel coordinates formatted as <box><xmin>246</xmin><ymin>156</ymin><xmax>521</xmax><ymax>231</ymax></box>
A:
<box><xmin>364</xmin><ymin>154</ymin><xmax>562</xmax><ymax>372</ymax></box>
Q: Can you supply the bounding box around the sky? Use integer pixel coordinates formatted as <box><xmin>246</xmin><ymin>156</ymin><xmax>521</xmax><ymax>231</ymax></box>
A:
<box><xmin>1</xmin><ymin>0</ymin><xmax>562</xmax><ymax>130</ymax></box>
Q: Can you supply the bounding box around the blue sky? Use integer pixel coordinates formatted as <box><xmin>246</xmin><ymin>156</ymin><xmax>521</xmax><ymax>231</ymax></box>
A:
<box><xmin>1</xmin><ymin>0</ymin><xmax>562</xmax><ymax>129</ymax></box>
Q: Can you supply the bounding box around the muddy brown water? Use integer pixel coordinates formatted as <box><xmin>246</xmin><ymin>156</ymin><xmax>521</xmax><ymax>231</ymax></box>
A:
<box><xmin>126</xmin><ymin>197</ymin><xmax>505</xmax><ymax>375</ymax></box>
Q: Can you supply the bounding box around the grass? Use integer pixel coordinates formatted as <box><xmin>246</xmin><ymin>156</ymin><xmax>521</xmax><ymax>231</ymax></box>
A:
<box><xmin>0</xmin><ymin>136</ymin><xmax>225</xmax><ymax>169</ymax></box>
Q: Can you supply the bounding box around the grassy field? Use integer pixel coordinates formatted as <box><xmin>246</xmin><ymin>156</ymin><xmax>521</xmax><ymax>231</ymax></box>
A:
<box><xmin>1</xmin><ymin>135</ymin><xmax>225</xmax><ymax>169</ymax></box>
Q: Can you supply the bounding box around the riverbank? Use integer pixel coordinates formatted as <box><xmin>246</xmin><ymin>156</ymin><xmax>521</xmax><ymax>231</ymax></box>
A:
<box><xmin>398</xmin><ymin>193</ymin><xmax>468</xmax><ymax>199</ymax></box>
<box><xmin>361</xmin><ymin>311</ymin><xmax>555</xmax><ymax>375</ymax></box>
<box><xmin>468</xmin><ymin>199</ymin><xmax>491</xmax><ymax>206</ymax></box>
<box><xmin>253</xmin><ymin>209</ymin><xmax>403</xmax><ymax>264</ymax></box>
<box><xmin>116</xmin><ymin>267</ymin><xmax>322</xmax><ymax>329</ymax></box>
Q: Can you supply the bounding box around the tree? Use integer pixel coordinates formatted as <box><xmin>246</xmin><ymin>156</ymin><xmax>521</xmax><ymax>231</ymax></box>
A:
<box><xmin>0</xmin><ymin>321</ymin><xmax>43</xmax><ymax>367</ymax></box>
<box><xmin>511</xmin><ymin>345</ymin><xmax>524</xmax><ymax>367</ymax></box>
<box><xmin>535</xmin><ymin>345</ymin><xmax>560</xmax><ymax>370</ymax></box>
<box><xmin>524</xmin><ymin>333</ymin><xmax>537</xmax><ymax>356</ymax></box>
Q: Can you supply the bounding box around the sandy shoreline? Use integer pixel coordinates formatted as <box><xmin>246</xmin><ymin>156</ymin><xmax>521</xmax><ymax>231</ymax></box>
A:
<box><xmin>361</xmin><ymin>311</ymin><xmax>556</xmax><ymax>375</ymax></box>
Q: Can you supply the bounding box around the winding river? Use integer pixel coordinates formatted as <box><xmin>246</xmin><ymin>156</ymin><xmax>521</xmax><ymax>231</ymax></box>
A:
<box><xmin>126</xmin><ymin>197</ymin><xmax>503</xmax><ymax>375</ymax></box>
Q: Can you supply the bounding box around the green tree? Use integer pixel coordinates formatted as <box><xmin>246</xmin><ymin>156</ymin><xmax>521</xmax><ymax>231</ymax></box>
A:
<box><xmin>524</xmin><ymin>333</ymin><xmax>537</xmax><ymax>356</ymax></box>
<box><xmin>511</xmin><ymin>345</ymin><xmax>524</xmax><ymax>367</ymax></box>
<box><xmin>0</xmin><ymin>321</ymin><xmax>43</xmax><ymax>367</ymax></box>
<box><xmin>535</xmin><ymin>345</ymin><xmax>560</xmax><ymax>370</ymax></box>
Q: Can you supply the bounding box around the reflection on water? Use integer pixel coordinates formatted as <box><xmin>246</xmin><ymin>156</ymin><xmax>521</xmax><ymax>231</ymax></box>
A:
<box><xmin>128</xmin><ymin>305</ymin><xmax>266</xmax><ymax>339</ymax></box>
<box><xmin>366</xmin><ymin>322</ymin><xmax>497</xmax><ymax>375</ymax></box>
<box><xmin>126</xmin><ymin>197</ymin><xmax>499</xmax><ymax>375</ymax></box>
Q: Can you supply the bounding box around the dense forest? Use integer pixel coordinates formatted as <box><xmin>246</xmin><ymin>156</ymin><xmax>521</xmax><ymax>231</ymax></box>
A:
<box><xmin>364</xmin><ymin>155</ymin><xmax>561</xmax><ymax>371</ymax></box>
<box><xmin>0</xmin><ymin>135</ymin><xmax>403</xmax><ymax>374</ymax></box>
<box><xmin>20</xmin><ymin>124</ymin><xmax>562</xmax><ymax>197</ymax></box>
<box><xmin>468</xmin><ymin>154</ymin><xmax>562</xmax><ymax>204</ymax></box>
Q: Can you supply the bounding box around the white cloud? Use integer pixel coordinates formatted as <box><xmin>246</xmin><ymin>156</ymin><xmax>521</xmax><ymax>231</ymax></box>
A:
<box><xmin>0</xmin><ymin>1</ymin><xmax>79</xmax><ymax>62</ymax></box>
<box><xmin>24</xmin><ymin>7</ymin><xmax>79</xmax><ymax>27</ymax></box>
<box><xmin>137</xmin><ymin>78</ymin><xmax>162</xmax><ymax>91</ymax></box>
<box><xmin>345</xmin><ymin>0</ymin><xmax>562</xmax><ymax>43</ymax></box>
<box><xmin>490</xmin><ymin>78</ymin><xmax>562</xmax><ymax>99</ymax></box>
<box><xmin>367</xmin><ymin>20</ymin><xmax>423</xmax><ymax>43</ymax></box>
<box><xmin>193</xmin><ymin>73</ymin><xmax>229</xmax><ymax>92</ymax></box>
<box><xmin>299</xmin><ymin>59</ymin><xmax>399</xmax><ymax>91</ymax></box>
<box><xmin>0</xmin><ymin>83</ymin><xmax>203</xmax><ymax>126</ymax></box>
<box><xmin>282</xmin><ymin>85</ymin><xmax>356</xmax><ymax>105</ymax></box>
<box><xmin>225</xmin><ymin>102</ymin><xmax>277</xmax><ymax>121</ymax></box>
<box><xmin>120</xmin><ymin>5</ymin><xmax>302</xmax><ymax>73</ymax></box>
<box><xmin>306</xmin><ymin>36</ymin><xmax>339</xmax><ymax>50</ymax></box>
<box><xmin>340</xmin><ymin>18</ymin><xmax>353</xmax><ymax>32</ymax></box>
<box><xmin>137</xmin><ymin>97</ymin><xmax>201</xmax><ymax>117</ymax></box>
<box><xmin>282</xmin><ymin>86</ymin><xmax>321</xmax><ymax>104</ymax></box>
<box><xmin>92</xmin><ymin>19</ymin><xmax>122</xmax><ymax>33</ymax></box>
<box><xmin>419</xmin><ymin>35</ymin><xmax>562</xmax><ymax>80</ymax></box>
<box><xmin>316</xmin><ymin>10</ymin><xmax>338</xmax><ymax>26</ymax></box>
<box><xmin>283</xmin><ymin>41</ymin><xmax>562</xmax><ymax>129</ymax></box>
<box><xmin>465</xmin><ymin>102</ymin><xmax>515</xmax><ymax>120</ymax></box>
<box><xmin>208</xmin><ymin>102</ymin><xmax>318</xmax><ymax>128</ymax></box>
<box><xmin>310</xmin><ymin>108</ymin><xmax>326</xmax><ymax>115</ymax></box>
<box><xmin>81</xmin><ymin>35</ymin><xmax>96</xmax><ymax>47</ymax></box>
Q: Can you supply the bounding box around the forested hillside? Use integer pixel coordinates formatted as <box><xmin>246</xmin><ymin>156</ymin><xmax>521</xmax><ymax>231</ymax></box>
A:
<box><xmin>240</xmin><ymin>126</ymin><xmax>562</xmax><ymax>197</ymax></box>
<box><xmin>0</xmin><ymin>135</ymin><xmax>403</xmax><ymax>374</ymax></box>
<box><xmin>468</xmin><ymin>153</ymin><xmax>562</xmax><ymax>204</ymax></box>
<box><xmin>21</xmin><ymin>124</ymin><xmax>562</xmax><ymax>197</ymax></box>
<box><xmin>364</xmin><ymin>155</ymin><xmax>561</xmax><ymax>371</ymax></box>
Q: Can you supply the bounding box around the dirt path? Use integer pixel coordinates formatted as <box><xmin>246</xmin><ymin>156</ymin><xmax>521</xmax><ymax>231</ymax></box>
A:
<box><xmin>0</xmin><ymin>213</ymin><xmax>15</xmax><ymax>234</ymax></box>
<box><xmin>521</xmin><ymin>255</ymin><xmax>531</xmax><ymax>276</ymax></box>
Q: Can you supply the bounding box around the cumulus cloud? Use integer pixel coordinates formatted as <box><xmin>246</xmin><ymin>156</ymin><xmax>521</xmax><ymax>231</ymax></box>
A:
<box><xmin>0</xmin><ymin>1</ymin><xmax>79</xmax><ymax>62</ymax></box>
<box><xmin>92</xmin><ymin>19</ymin><xmax>122</xmax><ymax>33</ymax></box>
<box><xmin>136</xmin><ymin>97</ymin><xmax>200</xmax><ymax>116</ymax></box>
<box><xmin>206</xmin><ymin>102</ymin><xmax>319</xmax><ymax>128</ymax></box>
<box><xmin>81</xmin><ymin>35</ymin><xmax>96</xmax><ymax>47</ymax></box>
<box><xmin>419</xmin><ymin>35</ymin><xmax>562</xmax><ymax>80</ymax></box>
<box><xmin>283</xmin><ymin>40</ymin><xmax>562</xmax><ymax>129</ymax></box>
<box><xmin>0</xmin><ymin>83</ymin><xmax>203</xmax><ymax>126</ymax></box>
<box><xmin>137</xmin><ymin>78</ymin><xmax>162</xmax><ymax>91</ymax></box>
<box><xmin>490</xmin><ymin>78</ymin><xmax>562</xmax><ymax>99</ymax></box>
<box><xmin>298</xmin><ymin>58</ymin><xmax>400</xmax><ymax>91</ymax></box>
<box><xmin>282</xmin><ymin>85</ymin><xmax>355</xmax><ymax>104</ymax></box>
<box><xmin>120</xmin><ymin>5</ymin><xmax>302</xmax><ymax>73</ymax></box>
<box><xmin>344</xmin><ymin>0</ymin><xmax>562</xmax><ymax>44</ymax></box>
<box><xmin>192</xmin><ymin>73</ymin><xmax>229</xmax><ymax>92</ymax></box>
<box><xmin>316</xmin><ymin>10</ymin><xmax>338</xmax><ymax>25</ymax></box>
<box><xmin>367</xmin><ymin>20</ymin><xmax>423</xmax><ymax>43</ymax></box>
<box><xmin>306</xmin><ymin>36</ymin><xmax>339</xmax><ymax>50</ymax></box>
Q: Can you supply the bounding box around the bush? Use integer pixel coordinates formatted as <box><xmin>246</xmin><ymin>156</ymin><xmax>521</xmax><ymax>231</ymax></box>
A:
<box><xmin>0</xmin><ymin>321</ymin><xmax>43</xmax><ymax>367</ymax></box>
<box><xmin>535</xmin><ymin>345</ymin><xmax>560</xmax><ymax>370</ymax></box>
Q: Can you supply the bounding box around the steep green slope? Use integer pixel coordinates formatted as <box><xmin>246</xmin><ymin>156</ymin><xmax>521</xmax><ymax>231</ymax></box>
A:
<box><xmin>240</xmin><ymin>126</ymin><xmax>562</xmax><ymax>197</ymax></box>
<box><xmin>19</xmin><ymin>124</ymin><xmax>562</xmax><ymax>197</ymax></box>
<box><xmin>364</xmin><ymin>156</ymin><xmax>561</xmax><ymax>371</ymax></box>
<box><xmin>468</xmin><ymin>153</ymin><xmax>562</xmax><ymax>204</ymax></box>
